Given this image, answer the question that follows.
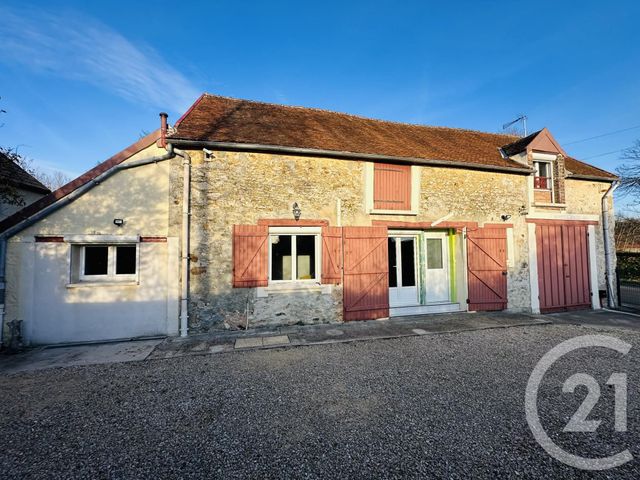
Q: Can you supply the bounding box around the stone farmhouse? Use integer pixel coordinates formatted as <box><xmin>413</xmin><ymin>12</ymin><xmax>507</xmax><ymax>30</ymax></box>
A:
<box><xmin>0</xmin><ymin>94</ymin><xmax>618</xmax><ymax>345</ymax></box>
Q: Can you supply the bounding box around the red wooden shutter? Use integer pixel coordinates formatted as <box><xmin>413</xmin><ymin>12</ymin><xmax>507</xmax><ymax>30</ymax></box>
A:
<box><xmin>536</xmin><ymin>223</ymin><xmax>590</xmax><ymax>313</ymax></box>
<box><xmin>373</xmin><ymin>163</ymin><xmax>411</xmax><ymax>210</ymax></box>
<box><xmin>343</xmin><ymin>226</ymin><xmax>389</xmax><ymax>321</ymax></box>
<box><xmin>232</xmin><ymin>225</ymin><xmax>268</xmax><ymax>287</ymax></box>
<box><xmin>467</xmin><ymin>227</ymin><xmax>507</xmax><ymax>311</ymax></box>
<box><xmin>321</xmin><ymin>226</ymin><xmax>342</xmax><ymax>284</ymax></box>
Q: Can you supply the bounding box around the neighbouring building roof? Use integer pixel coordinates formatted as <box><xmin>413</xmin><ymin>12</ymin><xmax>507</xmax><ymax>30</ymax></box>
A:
<box><xmin>0</xmin><ymin>151</ymin><xmax>50</xmax><ymax>194</ymax></box>
<box><xmin>169</xmin><ymin>94</ymin><xmax>617</xmax><ymax>180</ymax></box>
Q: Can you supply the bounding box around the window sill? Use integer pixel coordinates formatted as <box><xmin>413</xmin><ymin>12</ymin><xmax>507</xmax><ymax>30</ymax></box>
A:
<box><xmin>533</xmin><ymin>203</ymin><xmax>567</xmax><ymax>209</ymax></box>
<box><xmin>66</xmin><ymin>281</ymin><xmax>139</xmax><ymax>288</ymax></box>
<box><xmin>257</xmin><ymin>283</ymin><xmax>333</xmax><ymax>298</ymax></box>
<box><xmin>369</xmin><ymin>209</ymin><xmax>418</xmax><ymax>216</ymax></box>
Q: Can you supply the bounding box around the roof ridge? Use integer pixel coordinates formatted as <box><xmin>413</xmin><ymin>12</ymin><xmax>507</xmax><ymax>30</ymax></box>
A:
<box><xmin>201</xmin><ymin>93</ymin><xmax>520</xmax><ymax>140</ymax></box>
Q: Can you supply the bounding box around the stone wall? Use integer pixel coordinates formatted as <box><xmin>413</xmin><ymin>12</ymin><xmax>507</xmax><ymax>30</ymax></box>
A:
<box><xmin>173</xmin><ymin>150</ymin><xmax>535</xmax><ymax>332</ymax></box>
<box><xmin>565</xmin><ymin>179</ymin><xmax>615</xmax><ymax>292</ymax></box>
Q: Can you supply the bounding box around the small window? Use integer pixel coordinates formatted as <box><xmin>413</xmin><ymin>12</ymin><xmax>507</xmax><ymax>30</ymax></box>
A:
<box><xmin>77</xmin><ymin>244</ymin><xmax>138</xmax><ymax>282</ymax></box>
<box><xmin>269</xmin><ymin>233</ymin><xmax>319</xmax><ymax>283</ymax></box>
<box><xmin>116</xmin><ymin>245</ymin><xmax>137</xmax><ymax>275</ymax></box>
<box><xmin>84</xmin><ymin>246</ymin><xmax>109</xmax><ymax>275</ymax></box>
<box><xmin>534</xmin><ymin>161</ymin><xmax>552</xmax><ymax>190</ymax></box>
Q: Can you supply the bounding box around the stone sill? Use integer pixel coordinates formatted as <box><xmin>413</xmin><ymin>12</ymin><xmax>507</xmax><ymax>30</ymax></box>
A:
<box><xmin>66</xmin><ymin>281</ymin><xmax>139</xmax><ymax>288</ymax></box>
<box><xmin>533</xmin><ymin>203</ymin><xmax>567</xmax><ymax>209</ymax></box>
<box><xmin>257</xmin><ymin>283</ymin><xmax>333</xmax><ymax>298</ymax></box>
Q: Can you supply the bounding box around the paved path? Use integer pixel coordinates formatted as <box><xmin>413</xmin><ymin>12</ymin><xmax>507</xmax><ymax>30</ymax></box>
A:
<box><xmin>0</xmin><ymin>338</ymin><xmax>162</xmax><ymax>375</ymax></box>
<box><xmin>137</xmin><ymin>312</ymin><xmax>550</xmax><ymax>359</ymax></box>
<box><xmin>4</xmin><ymin>308</ymin><xmax>640</xmax><ymax>374</ymax></box>
<box><xmin>1</xmin><ymin>312</ymin><xmax>548</xmax><ymax>373</ymax></box>
<box><xmin>547</xmin><ymin>308</ymin><xmax>640</xmax><ymax>331</ymax></box>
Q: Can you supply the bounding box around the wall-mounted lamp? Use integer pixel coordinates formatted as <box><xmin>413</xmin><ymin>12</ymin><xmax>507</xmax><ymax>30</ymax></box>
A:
<box><xmin>501</xmin><ymin>214</ymin><xmax>512</xmax><ymax>222</ymax></box>
<box><xmin>292</xmin><ymin>202</ymin><xmax>302</xmax><ymax>221</ymax></box>
<box><xmin>113</xmin><ymin>218</ymin><xmax>125</xmax><ymax>227</ymax></box>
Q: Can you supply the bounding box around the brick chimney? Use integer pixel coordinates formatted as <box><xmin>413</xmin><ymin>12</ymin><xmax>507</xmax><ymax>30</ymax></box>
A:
<box><xmin>158</xmin><ymin>112</ymin><xmax>168</xmax><ymax>148</ymax></box>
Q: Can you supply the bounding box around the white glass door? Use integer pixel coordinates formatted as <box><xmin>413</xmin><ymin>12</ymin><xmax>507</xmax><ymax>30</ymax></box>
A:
<box><xmin>388</xmin><ymin>236</ymin><xmax>419</xmax><ymax>307</ymax></box>
<box><xmin>424</xmin><ymin>233</ymin><xmax>449</xmax><ymax>303</ymax></box>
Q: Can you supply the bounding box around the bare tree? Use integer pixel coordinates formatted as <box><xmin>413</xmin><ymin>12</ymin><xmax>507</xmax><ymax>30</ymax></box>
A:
<box><xmin>30</xmin><ymin>168</ymin><xmax>71</xmax><ymax>191</ymax></box>
<box><xmin>1</xmin><ymin>147</ymin><xmax>71</xmax><ymax>205</ymax></box>
<box><xmin>616</xmin><ymin>140</ymin><xmax>640</xmax><ymax>206</ymax></box>
<box><xmin>615</xmin><ymin>215</ymin><xmax>640</xmax><ymax>252</ymax></box>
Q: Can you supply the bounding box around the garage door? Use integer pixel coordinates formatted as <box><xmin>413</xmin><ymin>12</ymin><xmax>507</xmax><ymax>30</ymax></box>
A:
<box><xmin>535</xmin><ymin>222</ymin><xmax>591</xmax><ymax>313</ymax></box>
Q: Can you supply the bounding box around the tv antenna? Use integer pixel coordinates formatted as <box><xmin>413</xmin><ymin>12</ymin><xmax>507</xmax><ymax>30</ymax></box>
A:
<box><xmin>502</xmin><ymin>114</ymin><xmax>528</xmax><ymax>137</ymax></box>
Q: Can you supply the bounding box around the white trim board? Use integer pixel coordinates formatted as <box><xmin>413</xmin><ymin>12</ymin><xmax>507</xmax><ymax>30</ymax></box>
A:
<box><xmin>526</xmin><ymin>213</ymin><xmax>600</xmax><ymax>222</ymax></box>
<box><xmin>527</xmin><ymin>223</ymin><xmax>540</xmax><ymax>314</ymax></box>
<box><xmin>587</xmin><ymin>225</ymin><xmax>601</xmax><ymax>310</ymax></box>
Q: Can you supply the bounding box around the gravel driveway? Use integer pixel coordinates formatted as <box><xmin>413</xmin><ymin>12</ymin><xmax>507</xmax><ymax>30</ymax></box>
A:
<box><xmin>1</xmin><ymin>324</ymin><xmax>639</xmax><ymax>479</ymax></box>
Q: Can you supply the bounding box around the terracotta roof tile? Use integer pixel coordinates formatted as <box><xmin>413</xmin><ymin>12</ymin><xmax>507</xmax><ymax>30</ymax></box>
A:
<box><xmin>170</xmin><ymin>94</ymin><xmax>525</xmax><ymax>170</ymax></box>
<box><xmin>170</xmin><ymin>95</ymin><xmax>616</xmax><ymax>181</ymax></box>
<box><xmin>565</xmin><ymin>156</ymin><xmax>618</xmax><ymax>180</ymax></box>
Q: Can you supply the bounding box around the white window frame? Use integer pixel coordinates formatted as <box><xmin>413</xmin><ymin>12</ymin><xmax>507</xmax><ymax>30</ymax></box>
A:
<box><xmin>78</xmin><ymin>244</ymin><xmax>139</xmax><ymax>283</ymax></box>
<box><xmin>365</xmin><ymin>163</ymin><xmax>420</xmax><ymax>215</ymax></box>
<box><xmin>533</xmin><ymin>160</ymin><xmax>553</xmax><ymax>192</ymax></box>
<box><xmin>268</xmin><ymin>226</ymin><xmax>321</xmax><ymax>284</ymax></box>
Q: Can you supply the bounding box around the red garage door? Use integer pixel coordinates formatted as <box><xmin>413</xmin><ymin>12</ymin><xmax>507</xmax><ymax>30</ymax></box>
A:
<box><xmin>535</xmin><ymin>222</ymin><xmax>591</xmax><ymax>313</ymax></box>
<box><xmin>343</xmin><ymin>226</ymin><xmax>389</xmax><ymax>321</ymax></box>
<box><xmin>467</xmin><ymin>227</ymin><xmax>508</xmax><ymax>311</ymax></box>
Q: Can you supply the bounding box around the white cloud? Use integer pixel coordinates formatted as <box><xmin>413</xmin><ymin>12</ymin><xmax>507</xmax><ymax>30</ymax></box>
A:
<box><xmin>0</xmin><ymin>7</ymin><xmax>200</xmax><ymax>112</ymax></box>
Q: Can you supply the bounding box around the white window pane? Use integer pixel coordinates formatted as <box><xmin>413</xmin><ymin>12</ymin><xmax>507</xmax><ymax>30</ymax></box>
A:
<box><xmin>296</xmin><ymin>235</ymin><xmax>316</xmax><ymax>280</ymax></box>
<box><xmin>116</xmin><ymin>246</ymin><xmax>136</xmax><ymax>275</ymax></box>
<box><xmin>426</xmin><ymin>239</ymin><xmax>443</xmax><ymax>269</ymax></box>
<box><xmin>84</xmin><ymin>246</ymin><xmax>108</xmax><ymax>275</ymax></box>
<box><xmin>271</xmin><ymin>235</ymin><xmax>292</xmax><ymax>280</ymax></box>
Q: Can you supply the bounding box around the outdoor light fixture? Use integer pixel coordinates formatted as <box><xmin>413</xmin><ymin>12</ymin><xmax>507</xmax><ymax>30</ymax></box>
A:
<box><xmin>501</xmin><ymin>214</ymin><xmax>512</xmax><ymax>222</ymax></box>
<box><xmin>113</xmin><ymin>218</ymin><xmax>125</xmax><ymax>227</ymax></box>
<box><xmin>292</xmin><ymin>202</ymin><xmax>302</xmax><ymax>221</ymax></box>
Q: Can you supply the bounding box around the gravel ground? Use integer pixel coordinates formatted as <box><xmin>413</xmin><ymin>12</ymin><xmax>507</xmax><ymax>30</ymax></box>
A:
<box><xmin>1</xmin><ymin>324</ymin><xmax>639</xmax><ymax>479</ymax></box>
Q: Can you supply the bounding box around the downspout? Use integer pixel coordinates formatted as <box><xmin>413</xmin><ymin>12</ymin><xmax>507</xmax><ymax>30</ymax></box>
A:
<box><xmin>602</xmin><ymin>180</ymin><xmax>619</xmax><ymax>308</ymax></box>
<box><xmin>0</xmin><ymin>117</ymin><xmax>177</xmax><ymax>347</ymax></box>
<box><xmin>168</xmin><ymin>143</ymin><xmax>191</xmax><ymax>338</ymax></box>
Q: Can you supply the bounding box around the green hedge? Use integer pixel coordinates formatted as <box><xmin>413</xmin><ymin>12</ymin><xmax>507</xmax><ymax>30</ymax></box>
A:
<box><xmin>617</xmin><ymin>253</ymin><xmax>640</xmax><ymax>282</ymax></box>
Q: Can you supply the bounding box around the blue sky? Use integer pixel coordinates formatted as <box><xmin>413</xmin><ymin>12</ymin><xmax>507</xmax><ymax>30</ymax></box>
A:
<box><xmin>1</xmin><ymin>1</ymin><xmax>639</xmax><ymax>210</ymax></box>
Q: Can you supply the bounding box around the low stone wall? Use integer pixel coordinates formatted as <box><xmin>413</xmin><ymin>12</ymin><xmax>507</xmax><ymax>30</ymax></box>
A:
<box><xmin>188</xmin><ymin>286</ymin><xmax>343</xmax><ymax>332</ymax></box>
<box><xmin>248</xmin><ymin>286</ymin><xmax>343</xmax><ymax>328</ymax></box>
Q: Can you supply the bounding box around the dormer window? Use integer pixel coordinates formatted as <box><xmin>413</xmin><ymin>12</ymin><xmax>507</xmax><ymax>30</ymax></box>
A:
<box><xmin>533</xmin><ymin>161</ymin><xmax>552</xmax><ymax>190</ymax></box>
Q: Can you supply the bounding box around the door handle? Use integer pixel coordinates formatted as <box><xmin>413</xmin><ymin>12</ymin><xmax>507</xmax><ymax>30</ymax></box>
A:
<box><xmin>502</xmin><ymin>271</ymin><xmax>507</xmax><ymax>276</ymax></box>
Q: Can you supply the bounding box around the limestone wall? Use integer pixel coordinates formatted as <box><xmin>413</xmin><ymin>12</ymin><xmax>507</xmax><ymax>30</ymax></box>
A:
<box><xmin>177</xmin><ymin>150</ymin><xmax>534</xmax><ymax>332</ymax></box>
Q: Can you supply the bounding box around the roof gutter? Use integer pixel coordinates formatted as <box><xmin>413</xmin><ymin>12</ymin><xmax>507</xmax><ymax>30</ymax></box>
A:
<box><xmin>168</xmin><ymin>139</ymin><xmax>535</xmax><ymax>175</ymax></box>
<box><xmin>566</xmin><ymin>174</ymin><xmax>619</xmax><ymax>183</ymax></box>
<box><xmin>0</xmin><ymin>145</ymin><xmax>177</xmax><ymax>347</ymax></box>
